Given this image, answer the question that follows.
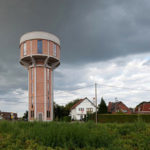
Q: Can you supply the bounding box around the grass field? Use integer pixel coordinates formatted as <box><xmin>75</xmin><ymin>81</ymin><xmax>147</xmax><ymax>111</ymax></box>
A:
<box><xmin>0</xmin><ymin>120</ymin><xmax>150</xmax><ymax>150</ymax></box>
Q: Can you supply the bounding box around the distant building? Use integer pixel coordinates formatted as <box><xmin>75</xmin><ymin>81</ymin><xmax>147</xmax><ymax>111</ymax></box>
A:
<box><xmin>70</xmin><ymin>97</ymin><xmax>96</xmax><ymax>120</ymax></box>
<box><xmin>129</xmin><ymin>108</ymin><xmax>134</xmax><ymax>113</ymax></box>
<box><xmin>135</xmin><ymin>102</ymin><xmax>150</xmax><ymax>114</ymax></box>
<box><xmin>108</xmin><ymin>101</ymin><xmax>131</xmax><ymax>114</ymax></box>
<box><xmin>0</xmin><ymin>111</ymin><xmax>17</xmax><ymax>120</ymax></box>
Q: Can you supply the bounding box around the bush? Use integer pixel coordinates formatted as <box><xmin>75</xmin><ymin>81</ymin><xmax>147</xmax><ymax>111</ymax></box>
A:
<box><xmin>62</xmin><ymin>116</ymin><xmax>71</xmax><ymax>122</ymax></box>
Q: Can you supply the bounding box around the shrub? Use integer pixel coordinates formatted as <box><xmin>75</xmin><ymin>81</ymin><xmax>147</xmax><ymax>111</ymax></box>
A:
<box><xmin>62</xmin><ymin>116</ymin><xmax>71</xmax><ymax>122</ymax></box>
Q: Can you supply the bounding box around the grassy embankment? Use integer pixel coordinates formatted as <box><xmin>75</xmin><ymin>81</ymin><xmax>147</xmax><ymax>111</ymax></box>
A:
<box><xmin>0</xmin><ymin>120</ymin><xmax>150</xmax><ymax>150</ymax></box>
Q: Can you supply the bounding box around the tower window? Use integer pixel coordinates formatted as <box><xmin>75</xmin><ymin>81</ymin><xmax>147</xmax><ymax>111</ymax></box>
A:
<box><xmin>31</xmin><ymin>96</ymin><xmax>33</xmax><ymax>108</ymax></box>
<box><xmin>48</xmin><ymin>96</ymin><xmax>50</xmax><ymax>108</ymax></box>
<box><xmin>31</xmin><ymin>110</ymin><xmax>34</xmax><ymax>118</ymax></box>
<box><xmin>37</xmin><ymin>40</ymin><xmax>42</xmax><ymax>53</ymax></box>
<box><xmin>47</xmin><ymin>110</ymin><xmax>50</xmax><ymax>118</ymax></box>
<box><xmin>53</xmin><ymin>44</ymin><xmax>57</xmax><ymax>57</ymax></box>
<box><xmin>23</xmin><ymin>43</ymin><xmax>27</xmax><ymax>55</ymax></box>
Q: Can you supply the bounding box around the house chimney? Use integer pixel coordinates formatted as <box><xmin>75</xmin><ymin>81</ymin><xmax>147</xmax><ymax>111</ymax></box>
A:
<box><xmin>108</xmin><ymin>102</ymin><xmax>112</xmax><ymax>112</ymax></box>
<box><xmin>93</xmin><ymin>97</ymin><xmax>96</xmax><ymax>105</ymax></box>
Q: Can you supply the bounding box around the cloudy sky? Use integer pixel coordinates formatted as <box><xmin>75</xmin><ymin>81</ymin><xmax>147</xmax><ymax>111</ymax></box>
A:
<box><xmin>1</xmin><ymin>0</ymin><xmax>150</xmax><ymax>116</ymax></box>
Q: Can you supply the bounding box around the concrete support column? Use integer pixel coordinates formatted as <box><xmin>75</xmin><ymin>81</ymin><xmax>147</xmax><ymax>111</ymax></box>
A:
<box><xmin>34</xmin><ymin>66</ymin><xmax>36</xmax><ymax>119</ymax></box>
<box><xmin>51</xmin><ymin>70</ymin><xmax>54</xmax><ymax>121</ymax></box>
<box><xmin>44</xmin><ymin>67</ymin><xmax>47</xmax><ymax>121</ymax></box>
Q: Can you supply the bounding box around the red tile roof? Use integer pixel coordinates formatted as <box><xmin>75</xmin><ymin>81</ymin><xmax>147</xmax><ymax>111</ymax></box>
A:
<box><xmin>71</xmin><ymin>98</ymin><xmax>85</xmax><ymax>110</ymax></box>
<box><xmin>70</xmin><ymin>97</ymin><xmax>96</xmax><ymax>110</ymax></box>
<box><xmin>108</xmin><ymin>101</ymin><xmax>131</xmax><ymax>114</ymax></box>
<box><xmin>135</xmin><ymin>102</ymin><xmax>150</xmax><ymax>112</ymax></box>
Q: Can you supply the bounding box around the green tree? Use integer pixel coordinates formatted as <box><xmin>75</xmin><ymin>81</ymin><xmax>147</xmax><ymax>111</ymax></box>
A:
<box><xmin>23</xmin><ymin>110</ymin><xmax>28</xmax><ymax>120</ymax></box>
<box><xmin>65</xmin><ymin>99</ymin><xmax>80</xmax><ymax>114</ymax></box>
<box><xmin>98</xmin><ymin>97</ymin><xmax>107</xmax><ymax>114</ymax></box>
<box><xmin>54</xmin><ymin>99</ymin><xmax>80</xmax><ymax>121</ymax></box>
<box><xmin>54</xmin><ymin>104</ymin><xmax>69</xmax><ymax>120</ymax></box>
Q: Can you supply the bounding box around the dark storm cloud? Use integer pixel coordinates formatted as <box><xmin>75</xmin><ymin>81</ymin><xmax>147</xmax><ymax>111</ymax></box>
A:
<box><xmin>0</xmin><ymin>0</ymin><xmax>150</xmax><ymax>94</ymax></box>
<box><xmin>62</xmin><ymin>0</ymin><xmax>150</xmax><ymax>64</ymax></box>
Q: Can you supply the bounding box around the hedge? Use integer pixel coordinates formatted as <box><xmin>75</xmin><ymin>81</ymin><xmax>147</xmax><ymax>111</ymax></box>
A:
<box><xmin>88</xmin><ymin>114</ymin><xmax>150</xmax><ymax>123</ymax></box>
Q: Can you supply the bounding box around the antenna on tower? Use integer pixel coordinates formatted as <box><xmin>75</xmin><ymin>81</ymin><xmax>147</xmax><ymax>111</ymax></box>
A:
<box><xmin>115</xmin><ymin>97</ymin><xmax>118</xmax><ymax>102</ymax></box>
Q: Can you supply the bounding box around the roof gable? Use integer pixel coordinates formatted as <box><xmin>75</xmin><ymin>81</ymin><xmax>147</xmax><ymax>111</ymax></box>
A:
<box><xmin>71</xmin><ymin>97</ymin><xmax>96</xmax><ymax>110</ymax></box>
<box><xmin>71</xmin><ymin>99</ymin><xmax>84</xmax><ymax>110</ymax></box>
<box><xmin>136</xmin><ymin>101</ymin><xmax>150</xmax><ymax>108</ymax></box>
<box><xmin>109</xmin><ymin>101</ymin><xmax>129</xmax><ymax>112</ymax></box>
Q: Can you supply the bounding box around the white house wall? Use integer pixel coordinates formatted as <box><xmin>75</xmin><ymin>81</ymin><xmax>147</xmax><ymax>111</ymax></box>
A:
<box><xmin>70</xmin><ymin>98</ymin><xmax>96</xmax><ymax>120</ymax></box>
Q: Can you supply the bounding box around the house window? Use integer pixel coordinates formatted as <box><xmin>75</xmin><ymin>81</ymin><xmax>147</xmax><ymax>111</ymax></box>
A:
<box><xmin>79</xmin><ymin>108</ymin><xmax>84</xmax><ymax>111</ymax></box>
<box><xmin>47</xmin><ymin>110</ymin><xmax>50</xmax><ymax>118</ymax></box>
<box><xmin>80</xmin><ymin>115</ymin><xmax>83</xmax><ymax>120</ymax></box>
<box><xmin>31</xmin><ymin>110</ymin><xmax>34</xmax><ymax>118</ymax></box>
<box><xmin>86</xmin><ymin>108</ymin><xmax>93</xmax><ymax>113</ymax></box>
<box><xmin>53</xmin><ymin>44</ymin><xmax>57</xmax><ymax>57</ymax></box>
<box><xmin>37</xmin><ymin>40</ymin><xmax>42</xmax><ymax>53</ymax></box>
<box><xmin>23</xmin><ymin>43</ymin><xmax>27</xmax><ymax>55</ymax></box>
<box><xmin>122</xmin><ymin>109</ymin><xmax>127</xmax><ymax>113</ymax></box>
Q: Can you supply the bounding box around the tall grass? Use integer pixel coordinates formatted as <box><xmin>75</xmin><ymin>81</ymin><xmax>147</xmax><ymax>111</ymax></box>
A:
<box><xmin>0</xmin><ymin>120</ymin><xmax>150</xmax><ymax>150</ymax></box>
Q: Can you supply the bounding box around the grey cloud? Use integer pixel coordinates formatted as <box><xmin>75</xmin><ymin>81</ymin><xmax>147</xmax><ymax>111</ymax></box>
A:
<box><xmin>0</xmin><ymin>0</ymin><xmax>150</xmax><ymax>106</ymax></box>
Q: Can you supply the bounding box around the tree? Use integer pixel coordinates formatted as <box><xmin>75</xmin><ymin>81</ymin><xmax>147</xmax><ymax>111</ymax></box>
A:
<box><xmin>54</xmin><ymin>99</ymin><xmax>80</xmax><ymax>121</ymax></box>
<box><xmin>98</xmin><ymin>97</ymin><xmax>107</xmax><ymax>114</ymax></box>
<box><xmin>23</xmin><ymin>110</ymin><xmax>28</xmax><ymax>121</ymax></box>
<box><xmin>54</xmin><ymin>104</ymin><xmax>68</xmax><ymax>120</ymax></box>
<box><xmin>65</xmin><ymin>99</ymin><xmax>80</xmax><ymax>115</ymax></box>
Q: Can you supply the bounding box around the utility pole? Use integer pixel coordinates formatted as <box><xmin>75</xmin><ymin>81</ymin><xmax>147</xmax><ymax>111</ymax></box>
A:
<box><xmin>95</xmin><ymin>83</ymin><xmax>97</xmax><ymax>124</ymax></box>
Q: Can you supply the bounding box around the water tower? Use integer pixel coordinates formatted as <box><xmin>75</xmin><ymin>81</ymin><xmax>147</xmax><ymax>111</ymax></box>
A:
<box><xmin>19</xmin><ymin>31</ymin><xmax>60</xmax><ymax>121</ymax></box>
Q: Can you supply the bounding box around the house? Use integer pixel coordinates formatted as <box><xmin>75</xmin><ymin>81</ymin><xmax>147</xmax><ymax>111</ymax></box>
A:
<box><xmin>108</xmin><ymin>101</ymin><xmax>131</xmax><ymax>114</ymax></box>
<box><xmin>0</xmin><ymin>111</ymin><xmax>18</xmax><ymax>120</ymax></box>
<box><xmin>70</xmin><ymin>97</ymin><xmax>96</xmax><ymax>120</ymax></box>
<box><xmin>135</xmin><ymin>102</ymin><xmax>150</xmax><ymax>114</ymax></box>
